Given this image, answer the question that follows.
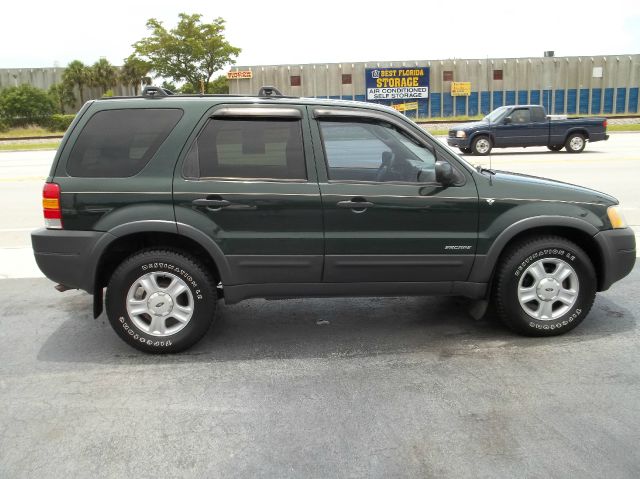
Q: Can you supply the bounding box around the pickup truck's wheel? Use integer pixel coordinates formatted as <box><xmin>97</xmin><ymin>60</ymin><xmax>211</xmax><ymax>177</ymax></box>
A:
<box><xmin>547</xmin><ymin>144</ymin><xmax>564</xmax><ymax>151</ymax></box>
<box><xmin>472</xmin><ymin>135</ymin><xmax>492</xmax><ymax>155</ymax></box>
<box><xmin>494</xmin><ymin>236</ymin><xmax>596</xmax><ymax>336</ymax></box>
<box><xmin>105</xmin><ymin>249</ymin><xmax>217</xmax><ymax>353</ymax></box>
<box><xmin>459</xmin><ymin>147</ymin><xmax>472</xmax><ymax>154</ymax></box>
<box><xmin>565</xmin><ymin>133</ymin><xmax>586</xmax><ymax>153</ymax></box>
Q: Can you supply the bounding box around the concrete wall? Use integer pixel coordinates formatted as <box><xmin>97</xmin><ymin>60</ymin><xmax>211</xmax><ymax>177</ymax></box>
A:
<box><xmin>0</xmin><ymin>67</ymin><xmax>136</xmax><ymax>112</ymax></box>
<box><xmin>230</xmin><ymin>54</ymin><xmax>640</xmax><ymax>117</ymax></box>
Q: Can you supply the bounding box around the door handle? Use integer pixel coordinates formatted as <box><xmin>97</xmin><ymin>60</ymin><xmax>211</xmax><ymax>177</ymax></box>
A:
<box><xmin>192</xmin><ymin>198</ymin><xmax>231</xmax><ymax>208</ymax></box>
<box><xmin>337</xmin><ymin>199</ymin><xmax>375</xmax><ymax>212</ymax></box>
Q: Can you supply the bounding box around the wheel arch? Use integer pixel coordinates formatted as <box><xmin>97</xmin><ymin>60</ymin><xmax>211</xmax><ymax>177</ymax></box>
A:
<box><xmin>89</xmin><ymin>222</ymin><xmax>230</xmax><ymax>317</ymax></box>
<box><xmin>469</xmin><ymin>130</ymin><xmax>494</xmax><ymax>145</ymax></box>
<box><xmin>564</xmin><ymin>128</ymin><xmax>590</xmax><ymax>143</ymax></box>
<box><xmin>469</xmin><ymin>217</ymin><xmax>607</xmax><ymax>293</ymax></box>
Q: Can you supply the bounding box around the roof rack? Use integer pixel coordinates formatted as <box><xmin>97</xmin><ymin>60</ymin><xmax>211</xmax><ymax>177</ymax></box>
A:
<box><xmin>142</xmin><ymin>86</ymin><xmax>174</xmax><ymax>97</ymax></box>
<box><xmin>258</xmin><ymin>86</ymin><xmax>283</xmax><ymax>97</ymax></box>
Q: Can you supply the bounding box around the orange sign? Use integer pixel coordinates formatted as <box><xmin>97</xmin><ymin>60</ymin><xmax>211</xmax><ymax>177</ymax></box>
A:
<box><xmin>227</xmin><ymin>70</ymin><xmax>253</xmax><ymax>80</ymax></box>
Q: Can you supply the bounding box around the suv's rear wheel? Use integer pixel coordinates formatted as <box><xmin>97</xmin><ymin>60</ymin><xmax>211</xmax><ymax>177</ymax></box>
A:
<box><xmin>494</xmin><ymin>236</ymin><xmax>596</xmax><ymax>336</ymax></box>
<box><xmin>105</xmin><ymin>250</ymin><xmax>216</xmax><ymax>353</ymax></box>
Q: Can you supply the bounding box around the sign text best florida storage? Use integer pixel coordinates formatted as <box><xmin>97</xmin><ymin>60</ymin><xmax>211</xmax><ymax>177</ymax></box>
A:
<box><xmin>365</xmin><ymin>67</ymin><xmax>430</xmax><ymax>101</ymax></box>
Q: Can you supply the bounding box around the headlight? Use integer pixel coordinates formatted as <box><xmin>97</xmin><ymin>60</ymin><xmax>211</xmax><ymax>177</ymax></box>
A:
<box><xmin>456</xmin><ymin>130</ymin><xmax>467</xmax><ymax>138</ymax></box>
<box><xmin>607</xmin><ymin>205</ymin><xmax>628</xmax><ymax>229</ymax></box>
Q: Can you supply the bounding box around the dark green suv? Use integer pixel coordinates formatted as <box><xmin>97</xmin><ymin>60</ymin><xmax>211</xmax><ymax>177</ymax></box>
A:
<box><xmin>32</xmin><ymin>87</ymin><xmax>636</xmax><ymax>353</ymax></box>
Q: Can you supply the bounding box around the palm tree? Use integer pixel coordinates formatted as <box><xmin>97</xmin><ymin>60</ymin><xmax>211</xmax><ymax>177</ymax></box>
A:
<box><xmin>62</xmin><ymin>60</ymin><xmax>89</xmax><ymax>104</ymax></box>
<box><xmin>48</xmin><ymin>83</ymin><xmax>76</xmax><ymax>113</ymax></box>
<box><xmin>90</xmin><ymin>58</ymin><xmax>118</xmax><ymax>96</ymax></box>
<box><xmin>120</xmin><ymin>55</ymin><xmax>151</xmax><ymax>95</ymax></box>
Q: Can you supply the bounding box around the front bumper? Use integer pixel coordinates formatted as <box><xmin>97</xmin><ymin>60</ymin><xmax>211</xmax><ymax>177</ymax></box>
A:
<box><xmin>31</xmin><ymin>228</ymin><xmax>106</xmax><ymax>293</ymax></box>
<box><xmin>593</xmin><ymin>227</ymin><xmax>636</xmax><ymax>291</ymax></box>
<box><xmin>446</xmin><ymin>137</ymin><xmax>471</xmax><ymax>148</ymax></box>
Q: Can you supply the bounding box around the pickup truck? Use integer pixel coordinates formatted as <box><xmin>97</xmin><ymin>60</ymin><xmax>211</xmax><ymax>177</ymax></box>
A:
<box><xmin>447</xmin><ymin>105</ymin><xmax>609</xmax><ymax>155</ymax></box>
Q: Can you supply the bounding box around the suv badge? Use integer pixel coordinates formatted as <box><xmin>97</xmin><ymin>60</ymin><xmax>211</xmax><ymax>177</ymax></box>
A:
<box><xmin>486</xmin><ymin>198</ymin><xmax>495</xmax><ymax>205</ymax></box>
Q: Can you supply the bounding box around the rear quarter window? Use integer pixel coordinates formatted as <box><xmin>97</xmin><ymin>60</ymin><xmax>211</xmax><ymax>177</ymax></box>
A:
<box><xmin>66</xmin><ymin>108</ymin><xmax>183</xmax><ymax>177</ymax></box>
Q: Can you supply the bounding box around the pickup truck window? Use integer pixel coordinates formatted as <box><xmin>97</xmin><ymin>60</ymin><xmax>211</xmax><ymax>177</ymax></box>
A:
<box><xmin>508</xmin><ymin>109</ymin><xmax>531</xmax><ymax>123</ymax></box>
<box><xmin>319</xmin><ymin>120</ymin><xmax>436</xmax><ymax>183</ymax></box>
<box><xmin>531</xmin><ymin>107</ymin><xmax>546</xmax><ymax>122</ymax></box>
<box><xmin>483</xmin><ymin>106</ymin><xmax>509</xmax><ymax>123</ymax></box>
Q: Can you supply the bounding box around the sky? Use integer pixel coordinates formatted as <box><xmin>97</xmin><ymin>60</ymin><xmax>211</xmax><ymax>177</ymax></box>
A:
<box><xmin>1</xmin><ymin>0</ymin><xmax>639</xmax><ymax>70</ymax></box>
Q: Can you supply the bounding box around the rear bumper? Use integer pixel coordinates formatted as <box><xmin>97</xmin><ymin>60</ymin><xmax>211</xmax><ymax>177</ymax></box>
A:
<box><xmin>594</xmin><ymin>227</ymin><xmax>636</xmax><ymax>291</ymax></box>
<box><xmin>31</xmin><ymin>228</ymin><xmax>106</xmax><ymax>292</ymax></box>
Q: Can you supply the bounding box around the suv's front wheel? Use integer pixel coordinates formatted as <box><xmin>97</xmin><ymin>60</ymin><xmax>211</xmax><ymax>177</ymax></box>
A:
<box><xmin>494</xmin><ymin>236</ymin><xmax>596</xmax><ymax>336</ymax></box>
<box><xmin>105</xmin><ymin>250</ymin><xmax>217</xmax><ymax>353</ymax></box>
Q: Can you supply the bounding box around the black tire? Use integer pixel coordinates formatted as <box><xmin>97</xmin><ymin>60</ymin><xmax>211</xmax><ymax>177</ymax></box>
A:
<box><xmin>459</xmin><ymin>147</ymin><xmax>472</xmax><ymax>154</ymax></box>
<box><xmin>564</xmin><ymin>133</ymin><xmax>586</xmax><ymax>153</ymax></box>
<box><xmin>105</xmin><ymin>249</ymin><xmax>217</xmax><ymax>353</ymax></box>
<box><xmin>547</xmin><ymin>144</ymin><xmax>564</xmax><ymax>151</ymax></box>
<box><xmin>493</xmin><ymin>236</ymin><xmax>596</xmax><ymax>336</ymax></box>
<box><xmin>472</xmin><ymin>135</ymin><xmax>492</xmax><ymax>155</ymax></box>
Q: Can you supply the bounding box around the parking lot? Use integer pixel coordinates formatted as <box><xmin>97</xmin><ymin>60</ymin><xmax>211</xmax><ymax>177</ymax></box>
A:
<box><xmin>1</xmin><ymin>134</ymin><xmax>639</xmax><ymax>478</ymax></box>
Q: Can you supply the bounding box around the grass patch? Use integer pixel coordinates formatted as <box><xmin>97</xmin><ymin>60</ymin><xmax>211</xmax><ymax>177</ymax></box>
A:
<box><xmin>0</xmin><ymin>126</ymin><xmax>65</xmax><ymax>139</ymax></box>
<box><xmin>0</xmin><ymin>141</ymin><xmax>61</xmax><ymax>151</ymax></box>
<box><xmin>425</xmin><ymin>129</ymin><xmax>448</xmax><ymax>136</ymax></box>
<box><xmin>608</xmin><ymin>124</ymin><xmax>640</xmax><ymax>132</ymax></box>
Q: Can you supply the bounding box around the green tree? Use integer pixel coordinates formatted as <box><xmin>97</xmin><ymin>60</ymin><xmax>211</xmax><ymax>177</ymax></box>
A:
<box><xmin>209</xmin><ymin>74</ymin><xmax>229</xmax><ymax>94</ymax></box>
<box><xmin>160</xmin><ymin>80</ymin><xmax>178</xmax><ymax>93</ymax></box>
<box><xmin>120</xmin><ymin>54</ymin><xmax>152</xmax><ymax>95</ymax></box>
<box><xmin>48</xmin><ymin>83</ymin><xmax>76</xmax><ymax>113</ymax></box>
<box><xmin>90</xmin><ymin>58</ymin><xmax>118</xmax><ymax>96</ymax></box>
<box><xmin>0</xmin><ymin>84</ymin><xmax>55</xmax><ymax>125</ymax></box>
<box><xmin>133</xmin><ymin>13</ymin><xmax>241</xmax><ymax>92</ymax></box>
<box><xmin>62</xmin><ymin>60</ymin><xmax>90</xmax><ymax>104</ymax></box>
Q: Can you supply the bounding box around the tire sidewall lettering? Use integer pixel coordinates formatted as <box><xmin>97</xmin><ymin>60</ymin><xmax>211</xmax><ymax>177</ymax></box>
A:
<box><xmin>139</xmin><ymin>262</ymin><xmax>202</xmax><ymax>300</ymax></box>
<box><xmin>512</xmin><ymin>248</ymin><xmax>583</xmax><ymax>331</ymax></box>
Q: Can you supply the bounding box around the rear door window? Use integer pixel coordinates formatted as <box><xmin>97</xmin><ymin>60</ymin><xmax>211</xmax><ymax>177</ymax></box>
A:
<box><xmin>67</xmin><ymin>109</ymin><xmax>182</xmax><ymax>177</ymax></box>
<box><xmin>183</xmin><ymin>118</ymin><xmax>307</xmax><ymax>180</ymax></box>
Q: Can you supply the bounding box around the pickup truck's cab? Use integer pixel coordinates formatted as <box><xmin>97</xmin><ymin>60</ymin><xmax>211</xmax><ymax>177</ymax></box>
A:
<box><xmin>447</xmin><ymin>105</ymin><xmax>609</xmax><ymax>155</ymax></box>
<box><xmin>31</xmin><ymin>89</ymin><xmax>634</xmax><ymax>353</ymax></box>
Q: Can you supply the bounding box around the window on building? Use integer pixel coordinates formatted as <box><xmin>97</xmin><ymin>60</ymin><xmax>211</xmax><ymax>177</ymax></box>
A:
<box><xmin>290</xmin><ymin>75</ymin><xmax>301</xmax><ymax>87</ymax></box>
<box><xmin>493</xmin><ymin>69</ymin><xmax>503</xmax><ymax>80</ymax></box>
<box><xmin>443</xmin><ymin>71</ymin><xmax>454</xmax><ymax>82</ymax></box>
<box><xmin>183</xmin><ymin>119</ymin><xmax>307</xmax><ymax>180</ymax></box>
<box><xmin>342</xmin><ymin>74</ymin><xmax>352</xmax><ymax>85</ymax></box>
<box><xmin>67</xmin><ymin>109</ymin><xmax>183</xmax><ymax>177</ymax></box>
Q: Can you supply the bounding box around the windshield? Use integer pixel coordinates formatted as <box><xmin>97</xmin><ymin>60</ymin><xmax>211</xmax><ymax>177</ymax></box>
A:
<box><xmin>483</xmin><ymin>106</ymin><xmax>509</xmax><ymax>123</ymax></box>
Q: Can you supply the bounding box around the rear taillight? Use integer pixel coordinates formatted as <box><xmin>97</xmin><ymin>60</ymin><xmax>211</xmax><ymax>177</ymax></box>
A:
<box><xmin>42</xmin><ymin>182</ymin><xmax>62</xmax><ymax>229</ymax></box>
<box><xmin>603</xmin><ymin>119</ymin><xmax>607</xmax><ymax>129</ymax></box>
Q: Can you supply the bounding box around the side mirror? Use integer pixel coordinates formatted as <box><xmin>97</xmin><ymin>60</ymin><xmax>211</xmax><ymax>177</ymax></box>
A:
<box><xmin>503</xmin><ymin>117</ymin><xmax>512</xmax><ymax>125</ymax></box>
<box><xmin>435</xmin><ymin>161</ymin><xmax>455</xmax><ymax>186</ymax></box>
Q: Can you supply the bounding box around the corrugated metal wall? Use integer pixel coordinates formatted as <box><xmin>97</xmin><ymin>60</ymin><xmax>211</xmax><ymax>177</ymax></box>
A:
<box><xmin>230</xmin><ymin>54</ymin><xmax>640</xmax><ymax>117</ymax></box>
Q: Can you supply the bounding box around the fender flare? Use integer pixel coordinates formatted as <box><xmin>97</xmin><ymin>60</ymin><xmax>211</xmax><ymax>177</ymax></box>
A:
<box><xmin>85</xmin><ymin>220</ymin><xmax>232</xmax><ymax>293</ymax></box>
<box><xmin>468</xmin><ymin>215</ymin><xmax>600</xmax><ymax>283</ymax></box>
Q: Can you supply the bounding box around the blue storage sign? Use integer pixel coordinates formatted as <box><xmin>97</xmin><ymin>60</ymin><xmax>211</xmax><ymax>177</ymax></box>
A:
<box><xmin>365</xmin><ymin>67</ymin><xmax>430</xmax><ymax>101</ymax></box>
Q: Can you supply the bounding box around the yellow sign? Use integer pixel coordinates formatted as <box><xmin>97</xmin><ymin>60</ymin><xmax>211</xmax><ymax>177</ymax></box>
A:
<box><xmin>392</xmin><ymin>102</ymin><xmax>419</xmax><ymax>112</ymax></box>
<box><xmin>227</xmin><ymin>70</ymin><xmax>253</xmax><ymax>80</ymax></box>
<box><xmin>451</xmin><ymin>82</ymin><xmax>471</xmax><ymax>96</ymax></box>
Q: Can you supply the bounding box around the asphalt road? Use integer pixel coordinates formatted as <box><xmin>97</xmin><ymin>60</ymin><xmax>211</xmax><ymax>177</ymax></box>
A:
<box><xmin>0</xmin><ymin>134</ymin><xmax>639</xmax><ymax>478</ymax></box>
